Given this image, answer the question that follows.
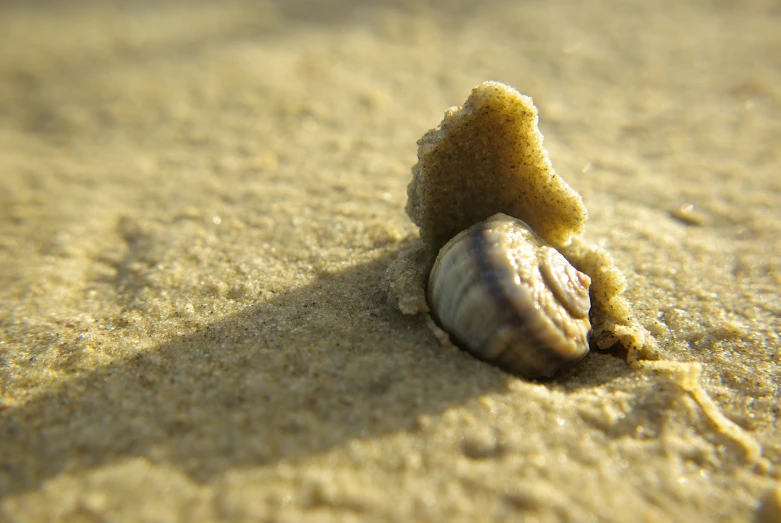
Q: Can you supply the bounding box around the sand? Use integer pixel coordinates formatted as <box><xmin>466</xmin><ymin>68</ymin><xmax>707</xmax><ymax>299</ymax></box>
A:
<box><xmin>1</xmin><ymin>0</ymin><xmax>779</xmax><ymax>521</ymax></box>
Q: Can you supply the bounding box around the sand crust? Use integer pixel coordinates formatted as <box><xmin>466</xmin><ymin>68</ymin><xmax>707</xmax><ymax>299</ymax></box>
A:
<box><xmin>388</xmin><ymin>81</ymin><xmax>656</xmax><ymax>362</ymax></box>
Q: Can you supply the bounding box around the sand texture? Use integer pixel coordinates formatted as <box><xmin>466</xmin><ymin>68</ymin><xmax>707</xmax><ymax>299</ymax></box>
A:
<box><xmin>1</xmin><ymin>0</ymin><xmax>780</xmax><ymax>521</ymax></box>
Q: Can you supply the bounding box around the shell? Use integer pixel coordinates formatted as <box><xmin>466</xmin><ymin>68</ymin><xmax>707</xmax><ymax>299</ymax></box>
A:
<box><xmin>427</xmin><ymin>213</ymin><xmax>591</xmax><ymax>378</ymax></box>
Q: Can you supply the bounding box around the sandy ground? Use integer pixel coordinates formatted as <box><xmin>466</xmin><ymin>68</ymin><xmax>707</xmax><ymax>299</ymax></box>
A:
<box><xmin>1</xmin><ymin>0</ymin><xmax>780</xmax><ymax>521</ymax></box>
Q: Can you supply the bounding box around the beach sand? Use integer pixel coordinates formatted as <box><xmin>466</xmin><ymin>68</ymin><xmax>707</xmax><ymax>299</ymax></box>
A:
<box><xmin>1</xmin><ymin>0</ymin><xmax>779</xmax><ymax>521</ymax></box>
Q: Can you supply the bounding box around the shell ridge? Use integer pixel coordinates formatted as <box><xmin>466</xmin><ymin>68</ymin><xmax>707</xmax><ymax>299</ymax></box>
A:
<box><xmin>469</xmin><ymin>222</ymin><xmax>557</xmax><ymax>365</ymax></box>
<box><xmin>427</xmin><ymin>213</ymin><xmax>591</xmax><ymax>378</ymax></box>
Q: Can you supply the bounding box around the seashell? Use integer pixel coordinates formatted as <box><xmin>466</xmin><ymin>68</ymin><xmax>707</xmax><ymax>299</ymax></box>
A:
<box><xmin>427</xmin><ymin>213</ymin><xmax>592</xmax><ymax>378</ymax></box>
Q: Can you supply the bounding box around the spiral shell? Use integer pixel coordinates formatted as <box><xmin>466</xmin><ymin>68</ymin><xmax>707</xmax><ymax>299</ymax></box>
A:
<box><xmin>427</xmin><ymin>213</ymin><xmax>592</xmax><ymax>378</ymax></box>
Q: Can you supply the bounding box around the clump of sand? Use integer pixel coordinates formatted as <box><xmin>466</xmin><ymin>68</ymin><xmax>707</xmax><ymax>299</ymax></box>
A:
<box><xmin>386</xmin><ymin>81</ymin><xmax>656</xmax><ymax>362</ymax></box>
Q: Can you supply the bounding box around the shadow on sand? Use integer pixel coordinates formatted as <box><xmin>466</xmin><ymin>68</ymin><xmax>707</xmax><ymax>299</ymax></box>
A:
<box><xmin>0</xmin><ymin>246</ymin><xmax>632</xmax><ymax>497</ymax></box>
<box><xmin>0</xmin><ymin>251</ymin><xmax>500</xmax><ymax>496</ymax></box>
